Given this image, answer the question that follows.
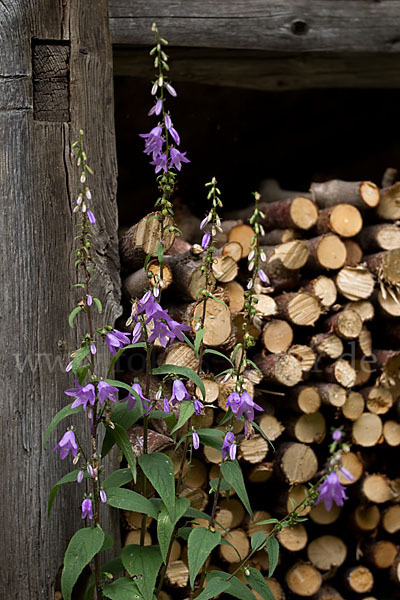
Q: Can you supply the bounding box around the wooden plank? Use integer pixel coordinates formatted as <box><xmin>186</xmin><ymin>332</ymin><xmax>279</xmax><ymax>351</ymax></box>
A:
<box><xmin>0</xmin><ymin>1</ymin><xmax>120</xmax><ymax>597</ymax></box>
<box><xmin>114</xmin><ymin>47</ymin><xmax>400</xmax><ymax>91</ymax></box>
<box><xmin>109</xmin><ymin>0</ymin><xmax>400</xmax><ymax>53</ymax></box>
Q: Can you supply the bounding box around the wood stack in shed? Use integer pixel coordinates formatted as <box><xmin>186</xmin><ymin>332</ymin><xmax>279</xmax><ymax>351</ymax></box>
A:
<box><xmin>118</xmin><ymin>172</ymin><xmax>400</xmax><ymax>599</ymax></box>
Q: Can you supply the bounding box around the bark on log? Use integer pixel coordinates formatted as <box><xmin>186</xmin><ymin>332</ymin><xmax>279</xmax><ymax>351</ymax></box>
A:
<box><xmin>365</xmin><ymin>248</ymin><xmax>400</xmax><ymax>287</ymax></box>
<box><xmin>122</xmin><ymin>261</ymin><xmax>173</xmax><ymax>300</ymax></box>
<box><xmin>305</xmin><ymin>234</ymin><xmax>347</xmax><ymax>270</ymax></box>
<box><xmin>316</xmin><ymin>204</ymin><xmax>363</xmax><ymax>237</ymax></box>
<box><xmin>358</xmin><ymin>224</ymin><xmax>400</xmax><ymax>252</ymax></box>
<box><xmin>258</xmin><ymin>197</ymin><xmax>318</xmax><ymax>231</ymax></box>
<box><xmin>311</xmin><ymin>180</ymin><xmax>380</xmax><ymax>210</ymax></box>
<box><xmin>259</xmin><ymin>228</ymin><xmax>297</xmax><ymax>245</ymax></box>
<box><xmin>344</xmin><ymin>239</ymin><xmax>364</xmax><ymax>266</ymax></box>
<box><xmin>376</xmin><ymin>182</ymin><xmax>400</xmax><ymax>220</ymax></box>
<box><xmin>164</xmin><ymin>251</ymin><xmax>208</xmax><ymax>300</ymax></box>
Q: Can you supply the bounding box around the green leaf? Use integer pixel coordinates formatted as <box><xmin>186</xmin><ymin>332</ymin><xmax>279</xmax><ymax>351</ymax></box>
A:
<box><xmin>182</xmin><ymin>333</ymin><xmax>195</xmax><ymax>351</ymax></box>
<box><xmin>138</xmin><ymin>453</ymin><xmax>175</xmax><ymax>517</ymax></box>
<box><xmin>107</xmin><ymin>343</ymin><xmax>147</xmax><ymax>378</ymax></box>
<box><xmin>251</xmin><ymin>531</ymin><xmax>266</xmax><ymax>551</ymax></box>
<box><xmin>102</xmin><ymin>577</ymin><xmax>140</xmax><ymax>600</ymax></box>
<box><xmin>195</xmin><ymin>577</ymin><xmax>231</xmax><ymax>600</ymax></box>
<box><xmin>194</xmin><ymin>328</ymin><xmax>205</xmax><ymax>357</ymax></box>
<box><xmin>171</xmin><ymin>401</ymin><xmax>195</xmax><ymax>435</ymax></box>
<box><xmin>157</xmin><ymin>497</ymin><xmax>190</xmax><ymax>562</ymax></box>
<box><xmin>121</xmin><ymin>545</ymin><xmax>163</xmax><ymax>600</ymax></box>
<box><xmin>77</xmin><ymin>364</ymin><xmax>90</xmax><ymax>385</ymax></box>
<box><xmin>106</xmin><ymin>488</ymin><xmax>159</xmax><ymax>519</ymax></box>
<box><xmin>110</xmin><ymin>423</ymin><xmax>137</xmax><ymax>482</ymax></box>
<box><xmin>152</xmin><ymin>365</ymin><xmax>206</xmax><ymax>401</ymax></box>
<box><xmin>157</xmin><ymin>241</ymin><xmax>165</xmax><ymax>268</ymax></box>
<box><xmin>207</xmin><ymin>571</ymin><xmax>258</xmax><ymax>600</ymax></box>
<box><xmin>198</xmin><ymin>428</ymin><xmax>224</xmax><ymax>450</ymax></box>
<box><xmin>203</xmin><ymin>349</ymin><xmax>234</xmax><ymax>366</ymax></box>
<box><xmin>254</xmin><ymin>518</ymin><xmax>279</xmax><ymax>526</ymax></box>
<box><xmin>61</xmin><ymin>526</ymin><xmax>105</xmax><ymax>600</ymax></box>
<box><xmin>48</xmin><ymin>469</ymin><xmax>88</xmax><ymax>516</ymax></box>
<box><xmin>101</xmin><ymin>399</ymin><xmax>142</xmax><ymax>458</ymax></box>
<box><xmin>221</xmin><ymin>461</ymin><xmax>253</xmax><ymax>517</ymax></box>
<box><xmin>251</xmin><ymin>421</ymin><xmax>274</xmax><ymax>450</ymax></box>
<box><xmin>104</xmin><ymin>378</ymin><xmax>136</xmax><ymax>396</ymax></box>
<box><xmin>100</xmin><ymin>532</ymin><xmax>114</xmax><ymax>553</ymax></box>
<box><xmin>244</xmin><ymin>568</ymin><xmax>275</xmax><ymax>600</ymax></box>
<box><xmin>266</xmin><ymin>537</ymin><xmax>279</xmax><ymax>577</ymax></box>
<box><xmin>68</xmin><ymin>306</ymin><xmax>82</xmax><ymax>328</ymax></box>
<box><xmin>43</xmin><ymin>403</ymin><xmax>82</xmax><ymax>449</ymax></box>
<box><xmin>102</xmin><ymin>468</ymin><xmax>132</xmax><ymax>491</ymax></box>
<box><xmin>188</xmin><ymin>527</ymin><xmax>221</xmax><ymax>588</ymax></box>
<box><xmin>209</xmin><ymin>477</ymin><xmax>231</xmax><ymax>493</ymax></box>
<box><xmin>72</xmin><ymin>346</ymin><xmax>90</xmax><ymax>373</ymax></box>
<box><xmin>84</xmin><ymin>558</ymin><xmax>123</xmax><ymax>600</ymax></box>
<box><xmin>93</xmin><ymin>297</ymin><xmax>102</xmax><ymax>313</ymax></box>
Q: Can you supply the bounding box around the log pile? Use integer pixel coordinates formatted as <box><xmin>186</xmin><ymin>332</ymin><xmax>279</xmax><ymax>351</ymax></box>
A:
<box><xmin>118</xmin><ymin>175</ymin><xmax>400</xmax><ymax>599</ymax></box>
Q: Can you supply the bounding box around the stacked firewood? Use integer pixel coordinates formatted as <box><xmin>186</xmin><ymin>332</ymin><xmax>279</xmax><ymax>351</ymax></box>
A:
<box><xmin>117</xmin><ymin>172</ymin><xmax>400</xmax><ymax>599</ymax></box>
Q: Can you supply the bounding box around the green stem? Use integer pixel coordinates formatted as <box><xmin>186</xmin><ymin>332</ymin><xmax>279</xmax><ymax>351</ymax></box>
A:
<box><xmin>140</xmin><ymin>343</ymin><xmax>152</xmax><ymax>545</ymax></box>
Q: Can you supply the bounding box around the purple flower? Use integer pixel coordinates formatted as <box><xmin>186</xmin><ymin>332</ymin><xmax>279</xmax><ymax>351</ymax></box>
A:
<box><xmin>105</xmin><ymin>329</ymin><xmax>131</xmax><ymax>355</ymax></box>
<box><xmin>339</xmin><ymin>466</ymin><xmax>354</xmax><ymax>482</ymax></box>
<box><xmin>147</xmin><ymin>321</ymin><xmax>175</xmax><ymax>347</ymax></box>
<box><xmin>140</xmin><ymin>126</ymin><xmax>165</xmax><ymax>157</ymax></box>
<box><xmin>77</xmin><ymin>470</ymin><xmax>84</xmax><ymax>483</ymax></box>
<box><xmin>225</xmin><ymin>391</ymin><xmax>263</xmax><ymax>422</ymax></box>
<box><xmin>87</xmin><ymin>464</ymin><xmax>94</xmax><ymax>477</ymax></box>
<box><xmin>150</xmin><ymin>152</ymin><xmax>168</xmax><ymax>173</ymax></box>
<box><xmin>257</xmin><ymin>269</ymin><xmax>269</xmax><ymax>284</ymax></box>
<box><xmin>163</xmin><ymin>397</ymin><xmax>170</xmax><ymax>413</ymax></box>
<box><xmin>166</xmin><ymin>83</ymin><xmax>177</xmax><ymax>97</ymax></box>
<box><xmin>332</xmin><ymin>429</ymin><xmax>342</xmax><ymax>441</ymax></box>
<box><xmin>131</xmin><ymin>322</ymin><xmax>142</xmax><ymax>344</ymax></box>
<box><xmin>65</xmin><ymin>381</ymin><xmax>96</xmax><ymax>411</ymax></box>
<box><xmin>169</xmin><ymin>127</ymin><xmax>180</xmax><ymax>146</ymax></box>
<box><xmin>90</xmin><ymin>343</ymin><xmax>96</xmax><ymax>355</ymax></box>
<box><xmin>222</xmin><ymin>432</ymin><xmax>237</xmax><ymax>461</ymax></box>
<box><xmin>200</xmin><ymin>215</ymin><xmax>211</xmax><ymax>230</ymax></box>
<box><xmin>194</xmin><ymin>399</ymin><xmax>204</xmax><ymax>416</ymax></box>
<box><xmin>81</xmin><ymin>498</ymin><xmax>93</xmax><ymax>520</ymax></box>
<box><xmin>192</xmin><ymin>431</ymin><xmax>200</xmax><ymax>450</ymax></box>
<box><xmin>53</xmin><ymin>430</ymin><xmax>78</xmax><ymax>460</ymax></box>
<box><xmin>98</xmin><ymin>381</ymin><xmax>118</xmax><ymax>405</ymax></box>
<box><xmin>170</xmin><ymin>147</ymin><xmax>190</xmax><ymax>171</ymax></box>
<box><xmin>148</xmin><ymin>99</ymin><xmax>163</xmax><ymax>116</ymax></box>
<box><xmin>65</xmin><ymin>360</ymin><xmax>73</xmax><ymax>372</ymax></box>
<box><xmin>315</xmin><ymin>472</ymin><xmax>348</xmax><ymax>512</ymax></box>
<box><xmin>170</xmin><ymin>380</ymin><xmax>190</xmax><ymax>405</ymax></box>
<box><xmin>163</xmin><ymin>317</ymin><xmax>191</xmax><ymax>342</ymax></box>
<box><xmin>87</xmin><ymin>295</ymin><xmax>93</xmax><ymax>306</ymax></box>
<box><xmin>125</xmin><ymin>383</ymin><xmax>150</xmax><ymax>412</ymax></box>
<box><xmin>201</xmin><ymin>233</ymin><xmax>211</xmax><ymax>250</ymax></box>
<box><xmin>165</xmin><ymin>114</ymin><xmax>172</xmax><ymax>129</ymax></box>
<box><xmin>87</xmin><ymin>210</ymin><xmax>96</xmax><ymax>225</ymax></box>
<box><xmin>100</xmin><ymin>489</ymin><xmax>107</xmax><ymax>504</ymax></box>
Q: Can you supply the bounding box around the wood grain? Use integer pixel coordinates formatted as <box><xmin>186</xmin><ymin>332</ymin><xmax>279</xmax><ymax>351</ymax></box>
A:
<box><xmin>0</xmin><ymin>1</ymin><xmax>120</xmax><ymax>597</ymax></box>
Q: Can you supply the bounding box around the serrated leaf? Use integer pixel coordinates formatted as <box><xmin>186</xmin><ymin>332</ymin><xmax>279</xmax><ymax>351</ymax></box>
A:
<box><xmin>138</xmin><ymin>453</ymin><xmax>175</xmax><ymax>517</ymax></box>
<box><xmin>198</xmin><ymin>428</ymin><xmax>224</xmax><ymax>450</ymax></box>
<box><xmin>221</xmin><ymin>461</ymin><xmax>253</xmax><ymax>517</ymax></box>
<box><xmin>203</xmin><ymin>349</ymin><xmax>233</xmax><ymax>366</ymax></box>
<box><xmin>195</xmin><ymin>577</ymin><xmax>231</xmax><ymax>600</ymax></box>
<box><xmin>61</xmin><ymin>526</ymin><xmax>105</xmax><ymax>600</ymax></box>
<box><xmin>48</xmin><ymin>469</ymin><xmax>88</xmax><ymax>516</ymax></box>
<box><xmin>43</xmin><ymin>403</ymin><xmax>82</xmax><ymax>449</ymax></box>
<box><xmin>93</xmin><ymin>297</ymin><xmax>102</xmax><ymax>313</ymax></box>
<box><xmin>152</xmin><ymin>364</ymin><xmax>205</xmax><ymax>401</ymax></box>
<box><xmin>157</xmin><ymin>497</ymin><xmax>190</xmax><ymax>562</ymax></box>
<box><xmin>102</xmin><ymin>577</ymin><xmax>140</xmax><ymax>599</ymax></box>
<box><xmin>207</xmin><ymin>571</ymin><xmax>258</xmax><ymax>600</ymax></box>
<box><xmin>244</xmin><ymin>568</ymin><xmax>275</xmax><ymax>600</ymax></box>
<box><xmin>102</xmin><ymin>468</ymin><xmax>132</xmax><ymax>491</ymax></box>
<box><xmin>251</xmin><ymin>531</ymin><xmax>266</xmax><ymax>551</ymax></box>
<box><xmin>68</xmin><ymin>306</ymin><xmax>82</xmax><ymax>328</ymax></box>
<box><xmin>171</xmin><ymin>401</ymin><xmax>195</xmax><ymax>435</ymax></box>
<box><xmin>121</xmin><ymin>545</ymin><xmax>163</xmax><ymax>600</ymax></box>
<box><xmin>106</xmin><ymin>487</ymin><xmax>159</xmax><ymax>518</ymax></box>
<box><xmin>188</xmin><ymin>527</ymin><xmax>221</xmax><ymax>587</ymax></box>
<box><xmin>266</xmin><ymin>536</ymin><xmax>279</xmax><ymax>577</ymax></box>
<box><xmin>110</xmin><ymin>423</ymin><xmax>137</xmax><ymax>482</ymax></box>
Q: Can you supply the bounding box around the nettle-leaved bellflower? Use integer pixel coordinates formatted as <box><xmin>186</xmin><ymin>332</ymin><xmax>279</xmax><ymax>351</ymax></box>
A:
<box><xmin>97</xmin><ymin>381</ymin><xmax>118</xmax><ymax>405</ymax></box>
<box><xmin>315</xmin><ymin>471</ymin><xmax>349</xmax><ymax>512</ymax></box>
<box><xmin>132</xmin><ymin>292</ymin><xmax>191</xmax><ymax>348</ymax></box>
<box><xmin>65</xmin><ymin>381</ymin><xmax>96</xmax><ymax>411</ymax></box>
<box><xmin>105</xmin><ymin>329</ymin><xmax>131</xmax><ymax>355</ymax></box>
<box><xmin>125</xmin><ymin>383</ymin><xmax>150</xmax><ymax>413</ymax></box>
<box><xmin>170</xmin><ymin>380</ymin><xmax>190</xmax><ymax>405</ymax></box>
<box><xmin>222</xmin><ymin>432</ymin><xmax>237</xmax><ymax>461</ymax></box>
<box><xmin>53</xmin><ymin>430</ymin><xmax>78</xmax><ymax>460</ymax></box>
<box><xmin>225</xmin><ymin>391</ymin><xmax>263</xmax><ymax>422</ymax></box>
<box><xmin>81</xmin><ymin>498</ymin><xmax>93</xmax><ymax>520</ymax></box>
<box><xmin>192</xmin><ymin>431</ymin><xmax>200</xmax><ymax>450</ymax></box>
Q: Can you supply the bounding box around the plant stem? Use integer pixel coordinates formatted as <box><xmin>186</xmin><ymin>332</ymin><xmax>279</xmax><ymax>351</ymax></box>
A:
<box><xmin>140</xmin><ymin>342</ymin><xmax>152</xmax><ymax>545</ymax></box>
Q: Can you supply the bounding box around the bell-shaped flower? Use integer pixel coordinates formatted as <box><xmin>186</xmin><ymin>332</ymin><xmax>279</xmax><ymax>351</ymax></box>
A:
<box><xmin>315</xmin><ymin>471</ymin><xmax>348</xmax><ymax>512</ymax></box>
<box><xmin>105</xmin><ymin>329</ymin><xmax>131</xmax><ymax>355</ymax></box>
<box><xmin>235</xmin><ymin>391</ymin><xmax>263</xmax><ymax>422</ymax></box>
<box><xmin>192</xmin><ymin>431</ymin><xmax>200</xmax><ymax>450</ymax></box>
<box><xmin>65</xmin><ymin>380</ymin><xmax>96</xmax><ymax>411</ymax></box>
<box><xmin>97</xmin><ymin>381</ymin><xmax>118</xmax><ymax>405</ymax></box>
<box><xmin>222</xmin><ymin>432</ymin><xmax>237</xmax><ymax>461</ymax></box>
<box><xmin>170</xmin><ymin>380</ymin><xmax>190</xmax><ymax>405</ymax></box>
<box><xmin>53</xmin><ymin>430</ymin><xmax>78</xmax><ymax>460</ymax></box>
<box><xmin>81</xmin><ymin>498</ymin><xmax>93</xmax><ymax>520</ymax></box>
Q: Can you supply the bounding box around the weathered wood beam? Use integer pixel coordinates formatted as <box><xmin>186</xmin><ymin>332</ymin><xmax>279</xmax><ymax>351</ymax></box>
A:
<box><xmin>0</xmin><ymin>1</ymin><xmax>120</xmax><ymax>597</ymax></box>
<box><xmin>109</xmin><ymin>0</ymin><xmax>400</xmax><ymax>53</ymax></box>
<box><xmin>113</xmin><ymin>48</ymin><xmax>400</xmax><ymax>91</ymax></box>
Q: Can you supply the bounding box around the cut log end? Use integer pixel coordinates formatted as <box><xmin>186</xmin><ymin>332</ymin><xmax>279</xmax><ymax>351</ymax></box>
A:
<box><xmin>286</xmin><ymin>562</ymin><xmax>322</xmax><ymax>597</ymax></box>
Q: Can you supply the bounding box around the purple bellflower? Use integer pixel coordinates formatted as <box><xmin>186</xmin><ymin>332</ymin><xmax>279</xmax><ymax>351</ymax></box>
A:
<box><xmin>87</xmin><ymin>210</ymin><xmax>96</xmax><ymax>225</ymax></box>
<box><xmin>140</xmin><ymin>126</ymin><xmax>165</xmax><ymax>158</ymax></box>
<box><xmin>192</xmin><ymin>431</ymin><xmax>200</xmax><ymax>450</ymax></box>
<box><xmin>339</xmin><ymin>466</ymin><xmax>354</xmax><ymax>482</ymax></box>
<box><xmin>77</xmin><ymin>470</ymin><xmax>84</xmax><ymax>483</ymax></box>
<box><xmin>222</xmin><ymin>432</ymin><xmax>237</xmax><ymax>461</ymax></box>
<box><xmin>105</xmin><ymin>329</ymin><xmax>131</xmax><ymax>355</ymax></box>
<box><xmin>166</xmin><ymin>83</ymin><xmax>177</xmax><ymax>97</ymax></box>
<box><xmin>131</xmin><ymin>321</ymin><xmax>142</xmax><ymax>344</ymax></box>
<box><xmin>332</xmin><ymin>429</ymin><xmax>342</xmax><ymax>441</ymax></box>
<box><xmin>148</xmin><ymin>99</ymin><xmax>163</xmax><ymax>116</ymax></box>
<box><xmin>194</xmin><ymin>399</ymin><xmax>204</xmax><ymax>416</ymax></box>
<box><xmin>53</xmin><ymin>430</ymin><xmax>78</xmax><ymax>460</ymax></box>
<box><xmin>125</xmin><ymin>383</ymin><xmax>150</xmax><ymax>412</ymax></box>
<box><xmin>65</xmin><ymin>381</ymin><xmax>96</xmax><ymax>411</ymax></box>
<box><xmin>201</xmin><ymin>233</ymin><xmax>211</xmax><ymax>250</ymax></box>
<box><xmin>97</xmin><ymin>381</ymin><xmax>118</xmax><ymax>405</ymax></box>
<box><xmin>170</xmin><ymin>147</ymin><xmax>190</xmax><ymax>171</ymax></box>
<box><xmin>100</xmin><ymin>489</ymin><xmax>107</xmax><ymax>504</ymax></box>
<box><xmin>163</xmin><ymin>397</ymin><xmax>170</xmax><ymax>413</ymax></box>
<box><xmin>257</xmin><ymin>269</ymin><xmax>269</xmax><ymax>284</ymax></box>
<box><xmin>225</xmin><ymin>391</ymin><xmax>263</xmax><ymax>422</ymax></box>
<box><xmin>315</xmin><ymin>471</ymin><xmax>348</xmax><ymax>512</ymax></box>
<box><xmin>170</xmin><ymin>380</ymin><xmax>191</xmax><ymax>405</ymax></box>
<box><xmin>81</xmin><ymin>498</ymin><xmax>93</xmax><ymax>520</ymax></box>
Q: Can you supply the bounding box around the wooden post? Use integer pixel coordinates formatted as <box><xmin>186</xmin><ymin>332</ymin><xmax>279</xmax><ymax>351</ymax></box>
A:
<box><xmin>0</xmin><ymin>1</ymin><xmax>120</xmax><ymax>597</ymax></box>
